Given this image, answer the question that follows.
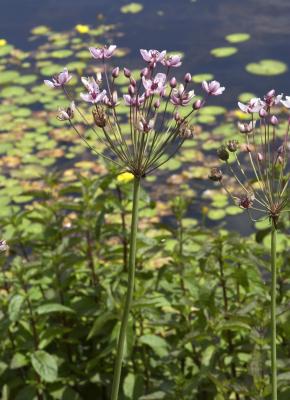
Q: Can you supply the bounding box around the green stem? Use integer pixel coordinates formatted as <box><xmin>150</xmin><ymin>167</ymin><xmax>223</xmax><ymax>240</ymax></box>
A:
<box><xmin>271</xmin><ymin>220</ymin><xmax>277</xmax><ymax>400</ymax></box>
<box><xmin>111</xmin><ymin>176</ymin><xmax>141</xmax><ymax>400</ymax></box>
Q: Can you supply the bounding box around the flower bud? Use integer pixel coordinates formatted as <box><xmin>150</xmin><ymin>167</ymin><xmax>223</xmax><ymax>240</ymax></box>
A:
<box><xmin>112</xmin><ymin>67</ymin><xmax>120</xmax><ymax>78</ymax></box>
<box><xmin>193</xmin><ymin>99</ymin><xmax>203</xmax><ymax>110</ymax></box>
<box><xmin>227</xmin><ymin>140</ymin><xmax>239</xmax><ymax>152</ymax></box>
<box><xmin>270</xmin><ymin>115</ymin><xmax>278</xmax><ymax>126</ymax></box>
<box><xmin>170</xmin><ymin>77</ymin><xmax>177</xmax><ymax>88</ymax></box>
<box><xmin>217</xmin><ymin>145</ymin><xmax>229</xmax><ymax>161</ymax></box>
<box><xmin>257</xmin><ymin>152</ymin><xmax>263</xmax><ymax>162</ymax></box>
<box><xmin>174</xmin><ymin>111</ymin><xmax>181</xmax><ymax>122</ymax></box>
<box><xmin>140</xmin><ymin>67</ymin><xmax>149</xmax><ymax>78</ymax></box>
<box><xmin>130</xmin><ymin>77</ymin><xmax>136</xmax><ymax>87</ymax></box>
<box><xmin>184</xmin><ymin>73</ymin><xmax>192</xmax><ymax>83</ymax></box>
<box><xmin>154</xmin><ymin>99</ymin><xmax>160</xmax><ymax>109</ymax></box>
<box><xmin>259</xmin><ymin>108</ymin><xmax>267</xmax><ymax>118</ymax></box>
<box><xmin>209</xmin><ymin>167</ymin><xmax>223</xmax><ymax>182</ymax></box>
<box><xmin>124</xmin><ymin>67</ymin><xmax>131</xmax><ymax>78</ymax></box>
<box><xmin>128</xmin><ymin>84</ymin><xmax>135</xmax><ymax>95</ymax></box>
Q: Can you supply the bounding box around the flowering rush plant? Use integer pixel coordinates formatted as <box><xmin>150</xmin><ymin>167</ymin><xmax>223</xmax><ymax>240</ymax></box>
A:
<box><xmin>45</xmin><ymin>45</ymin><xmax>224</xmax><ymax>178</ymax></box>
<box><xmin>209</xmin><ymin>89</ymin><xmax>289</xmax><ymax>400</ymax></box>
<box><xmin>44</xmin><ymin>44</ymin><xmax>224</xmax><ymax>400</ymax></box>
<box><xmin>210</xmin><ymin>90</ymin><xmax>289</xmax><ymax>226</ymax></box>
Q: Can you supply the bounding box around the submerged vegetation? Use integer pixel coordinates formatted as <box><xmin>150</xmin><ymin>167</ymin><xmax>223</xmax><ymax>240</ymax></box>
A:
<box><xmin>0</xmin><ymin>4</ymin><xmax>290</xmax><ymax>400</ymax></box>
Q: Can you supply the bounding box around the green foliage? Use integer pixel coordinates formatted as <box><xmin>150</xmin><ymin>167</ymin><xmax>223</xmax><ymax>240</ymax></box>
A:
<box><xmin>0</xmin><ymin>174</ymin><xmax>288</xmax><ymax>399</ymax></box>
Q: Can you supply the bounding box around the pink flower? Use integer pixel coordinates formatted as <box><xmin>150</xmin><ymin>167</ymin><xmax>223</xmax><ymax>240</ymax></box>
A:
<box><xmin>238</xmin><ymin>121</ymin><xmax>256</xmax><ymax>133</ymax></box>
<box><xmin>44</xmin><ymin>68</ymin><xmax>72</xmax><ymax>88</ymax></box>
<box><xmin>161</xmin><ymin>54</ymin><xmax>182</xmax><ymax>68</ymax></box>
<box><xmin>142</xmin><ymin>73</ymin><xmax>166</xmax><ymax>95</ymax></box>
<box><xmin>80</xmin><ymin>77</ymin><xmax>107</xmax><ymax>104</ymax></box>
<box><xmin>138</xmin><ymin>117</ymin><xmax>155</xmax><ymax>133</ymax></box>
<box><xmin>170</xmin><ymin>84</ymin><xmax>195</xmax><ymax>106</ymax></box>
<box><xmin>264</xmin><ymin>89</ymin><xmax>283</xmax><ymax>107</ymax></box>
<box><xmin>89</xmin><ymin>45</ymin><xmax>117</xmax><ymax>60</ymax></box>
<box><xmin>140</xmin><ymin>49</ymin><xmax>166</xmax><ymax>67</ymax></box>
<box><xmin>103</xmin><ymin>91</ymin><xmax>119</xmax><ymax>107</ymax></box>
<box><xmin>202</xmin><ymin>80</ymin><xmax>225</xmax><ymax>96</ymax></box>
<box><xmin>238</xmin><ymin>98</ymin><xmax>265</xmax><ymax>113</ymax></box>
<box><xmin>123</xmin><ymin>93</ymin><xmax>145</xmax><ymax>107</ymax></box>
<box><xmin>57</xmin><ymin>102</ymin><xmax>75</xmax><ymax>121</ymax></box>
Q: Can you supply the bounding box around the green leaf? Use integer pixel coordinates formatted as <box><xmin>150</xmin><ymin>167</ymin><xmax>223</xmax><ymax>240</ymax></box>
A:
<box><xmin>87</xmin><ymin>312</ymin><xmax>116</xmax><ymax>339</ymax></box>
<box><xmin>225</xmin><ymin>33</ymin><xmax>250</xmax><ymax>43</ymax></box>
<box><xmin>245</xmin><ymin>59</ymin><xmax>287</xmax><ymax>76</ymax></box>
<box><xmin>36</xmin><ymin>303</ymin><xmax>75</xmax><ymax>315</ymax></box>
<box><xmin>120</xmin><ymin>3</ymin><xmax>143</xmax><ymax>13</ymax></box>
<box><xmin>8</xmin><ymin>294</ymin><xmax>25</xmax><ymax>322</ymax></box>
<box><xmin>31</xmin><ymin>350</ymin><xmax>58</xmax><ymax>383</ymax></box>
<box><xmin>210</xmin><ymin>47</ymin><xmax>238</xmax><ymax>57</ymax></box>
<box><xmin>139</xmin><ymin>334</ymin><xmax>169</xmax><ymax>357</ymax></box>
<box><xmin>139</xmin><ymin>392</ymin><xmax>166</xmax><ymax>400</ymax></box>
<box><xmin>10</xmin><ymin>353</ymin><xmax>28</xmax><ymax>369</ymax></box>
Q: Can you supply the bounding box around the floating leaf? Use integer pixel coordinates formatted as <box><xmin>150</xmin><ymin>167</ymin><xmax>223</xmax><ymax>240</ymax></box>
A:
<box><xmin>210</xmin><ymin>47</ymin><xmax>238</xmax><ymax>58</ymax></box>
<box><xmin>121</xmin><ymin>3</ymin><xmax>143</xmax><ymax>13</ymax></box>
<box><xmin>31</xmin><ymin>26</ymin><xmax>50</xmax><ymax>35</ymax></box>
<box><xmin>192</xmin><ymin>73</ymin><xmax>214</xmax><ymax>83</ymax></box>
<box><xmin>225</xmin><ymin>33</ymin><xmax>250</xmax><ymax>43</ymax></box>
<box><xmin>245</xmin><ymin>59</ymin><xmax>287</xmax><ymax>76</ymax></box>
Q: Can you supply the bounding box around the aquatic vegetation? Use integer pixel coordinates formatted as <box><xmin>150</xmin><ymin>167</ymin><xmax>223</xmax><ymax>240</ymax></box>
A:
<box><xmin>245</xmin><ymin>59</ymin><xmax>288</xmax><ymax>76</ymax></box>
<box><xmin>210</xmin><ymin>90</ymin><xmax>290</xmax><ymax>400</ymax></box>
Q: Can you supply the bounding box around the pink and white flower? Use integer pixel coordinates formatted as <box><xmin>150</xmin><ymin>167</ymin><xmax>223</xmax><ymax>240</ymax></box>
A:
<box><xmin>89</xmin><ymin>45</ymin><xmax>117</xmax><ymax>60</ymax></box>
<box><xmin>264</xmin><ymin>89</ymin><xmax>283</xmax><ymax>107</ymax></box>
<box><xmin>57</xmin><ymin>102</ymin><xmax>75</xmax><ymax>121</ymax></box>
<box><xmin>80</xmin><ymin>77</ymin><xmax>107</xmax><ymax>104</ymax></box>
<box><xmin>44</xmin><ymin>68</ymin><xmax>72</xmax><ymax>88</ymax></box>
<box><xmin>238</xmin><ymin>120</ymin><xmax>256</xmax><ymax>133</ymax></box>
<box><xmin>202</xmin><ymin>80</ymin><xmax>225</xmax><ymax>96</ymax></box>
<box><xmin>161</xmin><ymin>54</ymin><xmax>182</xmax><ymax>68</ymax></box>
<box><xmin>123</xmin><ymin>93</ymin><xmax>145</xmax><ymax>107</ymax></box>
<box><xmin>142</xmin><ymin>73</ymin><xmax>166</xmax><ymax>95</ymax></box>
<box><xmin>238</xmin><ymin>98</ymin><xmax>265</xmax><ymax>114</ymax></box>
<box><xmin>140</xmin><ymin>49</ymin><xmax>166</xmax><ymax>67</ymax></box>
<box><xmin>170</xmin><ymin>84</ymin><xmax>195</xmax><ymax>106</ymax></box>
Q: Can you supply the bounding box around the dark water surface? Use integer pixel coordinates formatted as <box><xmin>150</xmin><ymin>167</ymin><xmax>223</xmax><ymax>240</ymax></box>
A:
<box><xmin>1</xmin><ymin>0</ymin><xmax>290</xmax><ymax>235</ymax></box>
<box><xmin>1</xmin><ymin>0</ymin><xmax>290</xmax><ymax>105</ymax></box>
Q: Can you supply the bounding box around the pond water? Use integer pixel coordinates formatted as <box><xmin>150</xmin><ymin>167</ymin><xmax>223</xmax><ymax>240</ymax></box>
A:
<box><xmin>0</xmin><ymin>0</ymin><xmax>290</xmax><ymax>236</ymax></box>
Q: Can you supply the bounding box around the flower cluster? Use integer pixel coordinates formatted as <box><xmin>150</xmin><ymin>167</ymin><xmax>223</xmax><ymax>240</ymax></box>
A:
<box><xmin>210</xmin><ymin>90</ymin><xmax>289</xmax><ymax>226</ymax></box>
<box><xmin>45</xmin><ymin>45</ymin><xmax>224</xmax><ymax>178</ymax></box>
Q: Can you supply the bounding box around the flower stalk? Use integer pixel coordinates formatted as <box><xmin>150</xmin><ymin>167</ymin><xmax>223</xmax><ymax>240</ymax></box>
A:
<box><xmin>111</xmin><ymin>176</ymin><xmax>141</xmax><ymax>400</ymax></box>
<box><xmin>271</xmin><ymin>220</ymin><xmax>277</xmax><ymax>400</ymax></box>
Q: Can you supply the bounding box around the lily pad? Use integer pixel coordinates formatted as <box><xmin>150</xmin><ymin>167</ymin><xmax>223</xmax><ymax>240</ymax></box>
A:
<box><xmin>120</xmin><ymin>3</ymin><xmax>143</xmax><ymax>13</ymax></box>
<box><xmin>31</xmin><ymin>26</ymin><xmax>50</xmax><ymax>35</ymax></box>
<box><xmin>238</xmin><ymin>92</ymin><xmax>256</xmax><ymax>103</ymax></box>
<box><xmin>0</xmin><ymin>71</ymin><xmax>20</xmax><ymax>84</ymax></box>
<box><xmin>245</xmin><ymin>59</ymin><xmax>287</xmax><ymax>76</ymax></box>
<box><xmin>192</xmin><ymin>73</ymin><xmax>214</xmax><ymax>83</ymax></box>
<box><xmin>225</xmin><ymin>33</ymin><xmax>250</xmax><ymax>43</ymax></box>
<box><xmin>210</xmin><ymin>47</ymin><xmax>238</xmax><ymax>58</ymax></box>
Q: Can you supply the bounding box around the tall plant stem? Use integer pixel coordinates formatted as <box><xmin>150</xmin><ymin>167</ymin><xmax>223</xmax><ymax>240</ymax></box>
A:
<box><xmin>111</xmin><ymin>176</ymin><xmax>141</xmax><ymax>400</ymax></box>
<box><xmin>271</xmin><ymin>220</ymin><xmax>277</xmax><ymax>400</ymax></box>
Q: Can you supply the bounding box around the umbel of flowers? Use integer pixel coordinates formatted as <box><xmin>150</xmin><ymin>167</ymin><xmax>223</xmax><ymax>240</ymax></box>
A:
<box><xmin>209</xmin><ymin>90</ymin><xmax>289</xmax><ymax>400</ymax></box>
<box><xmin>45</xmin><ymin>45</ymin><xmax>224</xmax><ymax>400</ymax></box>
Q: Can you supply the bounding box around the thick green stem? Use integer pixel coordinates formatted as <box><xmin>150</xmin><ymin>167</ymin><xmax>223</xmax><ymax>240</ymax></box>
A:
<box><xmin>271</xmin><ymin>221</ymin><xmax>277</xmax><ymax>400</ymax></box>
<box><xmin>111</xmin><ymin>176</ymin><xmax>141</xmax><ymax>400</ymax></box>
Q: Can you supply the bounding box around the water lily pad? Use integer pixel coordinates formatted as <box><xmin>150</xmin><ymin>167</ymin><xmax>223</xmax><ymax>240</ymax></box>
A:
<box><xmin>51</xmin><ymin>49</ymin><xmax>73</xmax><ymax>59</ymax></box>
<box><xmin>120</xmin><ymin>3</ymin><xmax>143</xmax><ymax>13</ymax></box>
<box><xmin>238</xmin><ymin>92</ymin><xmax>256</xmax><ymax>103</ymax></box>
<box><xmin>192</xmin><ymin>73</ymin><xmax>214</xmax><ymax>83</ymax></box>
<box><xmin>0</xmin><ymin>45</ymin><xmax>13</xmax><ymax>57</ymax></box>
<box><xmin>0</xmin><ymin>71</ymin><xmax>20</xmax><ymax>84</ymax></box>
<box><xmin>17</xmin><ymin>74</ymin><xmax>38</xmax><ymax>85</ymax></box>
<box><xmin>120</xmin><ymin>3</ymin><xmax>143</xmax><ymax>14</ymax></box>
<box><xmin>1</xmin><ymin>86</ymin><xmax>26</xmax><ymax>98</ymax></box>
<box><xmin>199</xmin><ymin>106</ymin><xmax>226</xmax><ymax>116</ymax></box>
<box><xmin>225</xmin><ymin>33</ymin><xmax>250</xmax><ymax>43</ymax></box>
<box><xmin>245</xmin><ymin>59</ymin><xmax>287</xmax><ymax>76</ymax></box>
<box><xmin>210</xmin><ymin>47</ymin><xmax>238</xmax><ymax>58</ymax></box>
<box><xmin>208</xmin><ymin>209</ymin><xmax>226</xmax><ymax>220</ymax></box>
<box><xmin>31</xmin><ymin>26</ymin><xmax>50</xmax><ymax>35</ymax></box>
